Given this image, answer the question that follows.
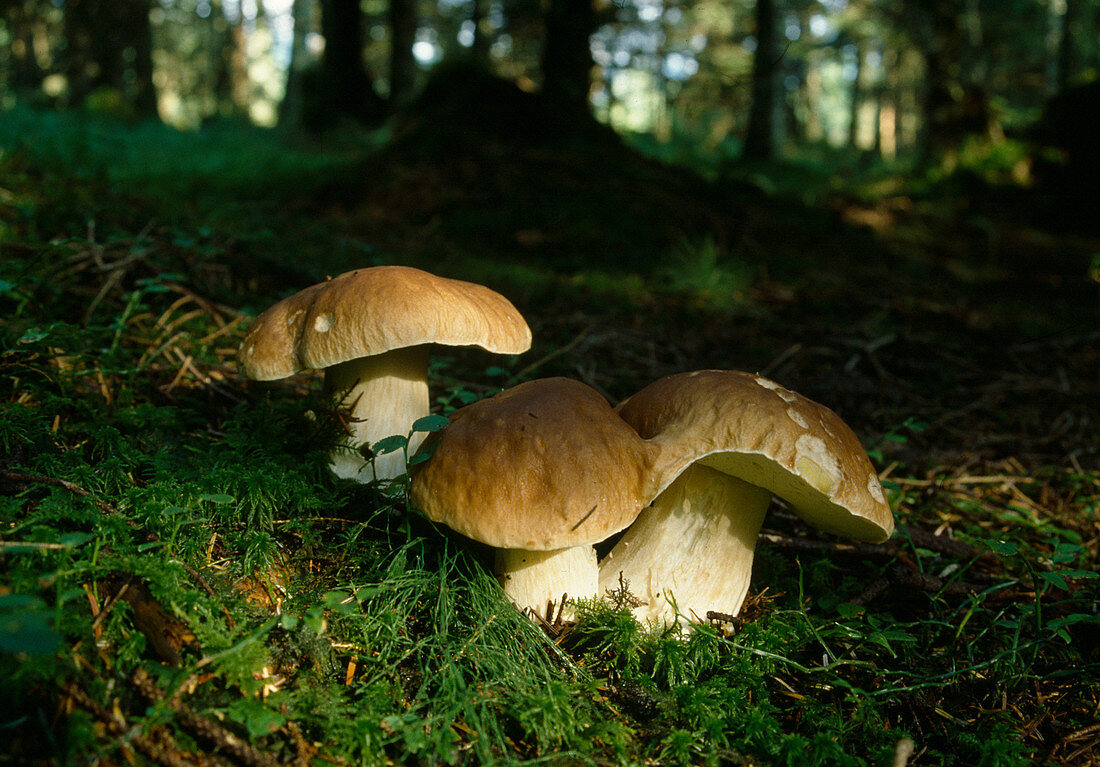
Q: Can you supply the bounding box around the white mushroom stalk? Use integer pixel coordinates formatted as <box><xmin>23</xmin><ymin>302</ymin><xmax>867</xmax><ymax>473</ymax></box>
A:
<box><xmin>603</xmin><ymin>370</ymin><xmax>896</xmax><ymax>629</ymax></box>
<box><xmin>236</xmin><ymin>266</ymin><xmax>531</xmax><ymax>485</ymax></box>
<box><xmin>408</xmin><ymin>378</ymin><xmax>664</xmax><ymax>626</ymax></box>
<box><xmin>497</xmin><ymin>546</ymin><xmax>598</xmax><ymax>621</ymax></box>
<box><xmin>323</xmin><ymin>345</ymin><xmax>430</xmax><ymax>482</ymax></box>
<box><xmin>598</xmin><ymin>464</ymin><xmax>772</xmax><ymax>625</ymax></box>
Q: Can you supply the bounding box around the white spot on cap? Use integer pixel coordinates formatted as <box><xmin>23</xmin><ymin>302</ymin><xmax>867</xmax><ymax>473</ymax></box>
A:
<box><xmin>314</xmin><ymin>312</ymin><xmax>335</xmax><ymax>333</ymax></box>
<box><xmin>787</xmin><ymin>408</ymin><xmax>808</xmax><ymax>428</ymax></box>
<box><xmin>755</xmin><ymin>376</ymin><xmax>796</xmax><ymax>402</ymax></box>
<box><xmin>794</xmin><ymin>433</ymin><xmax>840</xmax><ymax>495</ymax></box>
<box><xmin>285</xmin><ymin>310</ymin><xmax>304</xmax><ymax>333</ymax></box>
<box><xmin>246</xmin><ymin>345</ymin><xmax>255</xmax><ymax>356</ymax></box>
<box><xmin>868</xmin><ymin>474</ymin><xmax>886</xmax><ymax>504</ymax></box>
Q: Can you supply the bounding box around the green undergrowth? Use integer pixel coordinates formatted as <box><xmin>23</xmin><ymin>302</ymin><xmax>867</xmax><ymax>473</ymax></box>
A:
<box><xmin>0</xmin><ymin>103</ymin><xmax>371</xmax><ymax>288</ymax></box>
<box><xmin>0</xmin><ymin>104</ymin><xmax>366</xmax><ymax>209</ymax></box>
<box><xmin>2</xmin><ymin>105</ymin><xmax>1098</xmax><ymax>766</ymax></box>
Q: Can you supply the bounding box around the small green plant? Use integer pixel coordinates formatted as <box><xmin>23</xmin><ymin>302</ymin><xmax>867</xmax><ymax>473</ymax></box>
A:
<box><xmin>656</xmin><ymin>236</ymin><xmax>756</xmax><ymax>311</ymax></box>
<box><xmin>866</xmin><ymin>416</ymin><xmax>928</xmax><ymax>464</ymax></box>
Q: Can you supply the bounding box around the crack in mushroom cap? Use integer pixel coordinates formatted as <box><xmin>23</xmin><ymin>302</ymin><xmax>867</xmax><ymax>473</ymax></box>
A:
<box><xmin>236</xmin><ymin>266</ymin><xmax>533</xmax><ymax>380</ymax></box>
<box><xmin>409</xmin><ymin>378</ymin><xmax>664</xmax><ymax>550</ymax></box>
<box><xmin>616</xmin><ymin>370</ymin><xmax>894</xmax><ymax>542</ymax></box>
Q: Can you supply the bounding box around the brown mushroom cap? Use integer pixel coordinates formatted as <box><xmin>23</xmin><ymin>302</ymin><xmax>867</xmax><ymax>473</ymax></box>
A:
<box><xmin>237</xmin><ymin>265</ymin><xmax>532</xmax><ymax>380</ymax></box>
<box><xmin>616</xmin><ymin>370</ymin><xmax>894</xmax><ymax>543</ymax></box>
<box><xmin>410</xmin><ymin>377</ymin><xmax>663</xmax><ymax>550</ymax></box>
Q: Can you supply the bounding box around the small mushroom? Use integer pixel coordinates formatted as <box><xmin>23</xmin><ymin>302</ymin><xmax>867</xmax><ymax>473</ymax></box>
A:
<box><xmin>598</xmin><ymin>370</ymin><xmax>894</xmax><ymax>626</ymax></box>
<box><xmin>237</xmin><ymin>266</ymin><xmax>531</xmax><ymax>481</ymax></box>
<box><xmin>409</xmin><ymin>377</ymin><xmax>664</xmax><ymax>620</ymax></box>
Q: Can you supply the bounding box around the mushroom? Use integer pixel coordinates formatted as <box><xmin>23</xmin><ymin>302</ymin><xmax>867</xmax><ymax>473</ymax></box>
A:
<box><xmin>237</xmin><ymin>266</ymin><xmax>531</xmax><ymax>481</ymax></box>
<box><xmin>409</xmin><ymin>377</ymin><xmax>664</xmax><ymax>620</ymax></box>
<box><xmin>598</xmin><ymin>370</ymin><xmax>894</xmax><ymax>626</ymax></box>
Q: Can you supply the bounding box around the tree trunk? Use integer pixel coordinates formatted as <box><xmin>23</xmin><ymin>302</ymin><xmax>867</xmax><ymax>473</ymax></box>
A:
<box><xmin>319</xmin><ymin>0</ymin><xmax>383</xmax><ymax>124</ymax></box>
<box><xmin>470</xmin><ymin>0</ymin><xmax>491</xmax><ymax>66</ymax></box>
<box><xmin>280</xmin><ymin>0</ymin><xmax>314</xmax><ymax>129</ymax></box>
<box><xmin>878</xmin><ymin>47</ymin><xmax>900</xmax><ymax>160</ymax></box>
<box><xmin>742</xmin><ymin>0</ymin><xmax>777</xmax><ymax>160</ymax></box>
<box><xmin>5</xmin><ymin>2</ymin><xmax>46</xmax><ymax>93</ymax></box>
<box><xmin>388</xmin><ymin>0</ymin><xmax>418</xmax><ymax>107</ymax></box>
<box><xmin>962</xmin><ymin>0</ymin><xmax>985</xmax><ymax>82</ymax></box>
<box><xmin>802</xmin><ymin>51</ymin><xmax>823</xmax><ymax>143</ymax></box>
<box><xmin>127</xmin><ymin>0</ymin><xmax>156</xmax><ymax>115</ymax></box>
<box><xmin>63</xmin><ymin>0</ymin><xmax>156</xmax><ymax>114</ymax></box>
<box><xmin>918</xmin><ymin>2</ymin><xmax>964</xmax><ymax>165</ymax></box>
<box><xmin>846</xmin><ymin>40</ymin><xmax>864</xmax><ymax>149</ymax></box>
<box><xmin>209</xmin><ymin>0</ymin><xmax>245</xmax><ymax>120</ymax></box>
<box><xmin>1056</xmin><ymin>0</ymin><xmax>1079</xmax><ymax>92</ymax></box>
<box><xmin>898</xmin><ymin>47</ymin><xmax>922</xmax><ymax>154</ymax></box>
<box><xmin>541</xmin><ymin>0</ymin><xmax>597</xmax><ymax>113</ymax></box>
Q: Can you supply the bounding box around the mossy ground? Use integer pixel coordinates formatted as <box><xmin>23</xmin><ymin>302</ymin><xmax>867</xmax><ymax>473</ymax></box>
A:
<box><xmin>1</xmin><ymin>95</ymin><xmax>1097</xmax><ymax>766</ymax></box>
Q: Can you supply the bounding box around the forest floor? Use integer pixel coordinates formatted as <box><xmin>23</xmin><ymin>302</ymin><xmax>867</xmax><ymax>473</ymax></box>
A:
<box><xmin>1</xmin><ymin>77</ymin><xmax>1098</xmax><ymax>766</ymax></box>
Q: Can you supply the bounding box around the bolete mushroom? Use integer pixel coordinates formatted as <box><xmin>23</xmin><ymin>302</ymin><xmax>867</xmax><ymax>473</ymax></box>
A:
<box><xmin>237</xmin><ymin>266</ymin><xmax>531</xmax><ymax>481</ymax></box>
<box><xmin>409</xmin><ymin>377</ymin><xmax>664</xmax><ymax>620</ymax></box>
<box><xmin>598</xmin><ymin>370</ymin><xmax>894</xmax><ymax>626</ymax></box>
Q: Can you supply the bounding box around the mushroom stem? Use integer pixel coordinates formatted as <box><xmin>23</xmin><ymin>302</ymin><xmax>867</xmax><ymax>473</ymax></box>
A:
<box><xmin>495</xmin><ymin>546</ymin><xmax>598</xmax><ymax>621</ymax></box>
<box><xmin>597</xmin><ymin>463</ymin><xmax>772</xmax><ymax>626</ymax></box>
<box><xmin>323</xmin><ymin>345</ymin><xmax>431</xmax><ymax>482</ymax></box>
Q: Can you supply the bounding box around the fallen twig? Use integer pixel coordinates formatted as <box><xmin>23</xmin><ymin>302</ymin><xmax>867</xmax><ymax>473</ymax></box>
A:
<box><xmin>282</xmin><ymin>720</ymin><xmax>318</xmax><ymax>767</ymax></box>
<box><xmin>65</xmin><ymin>681</ymin><xmax>205</xmax><ymax>767</ymax></box>
<box><xmin>0</xmin><ymin>469</ymin><xmax>116</xmax><ymax>515</ymax></box>
<box><xmin>132</xmin><ymin>667</ymin><xmax>282</xmax><ymax>767</ymax></box>
<box><xmin>527</xmin><ymin>593</ymin><xmax>572</xmax><ymax>640</ymax></box>
<box><xmin>0</xmin><ymin>540</ymin><xmax>71</xmax><ymax>551</ymax></box>
<box><xmin>851</xmin><ymin>562</ymin><xmax>988</xmax><ymax>606</ymax></box>
<box><xmin>759</xmin><ymin>525</ymin><xmax>1000</xmax><ymax>568</ymax></box>
<box><xmin>508</xmin><ymin>325</ymin><xmax>594</xmax><ymax>383</ymax></box>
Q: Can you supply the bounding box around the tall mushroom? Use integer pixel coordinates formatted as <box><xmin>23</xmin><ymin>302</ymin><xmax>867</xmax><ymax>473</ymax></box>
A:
<box><xmin>598</xmin><ymin>370</ymin><xmax>894</xmax><ymax>626</ymax></box>
<box><xmin>409</xmin><ymin>377</ymin><xmax>664</xmax><ymax>620</ymax></box>
<box><xmin>237</xmin><ymin>266</ymin><xmax>531</xmax><ymax>481</ymax></box>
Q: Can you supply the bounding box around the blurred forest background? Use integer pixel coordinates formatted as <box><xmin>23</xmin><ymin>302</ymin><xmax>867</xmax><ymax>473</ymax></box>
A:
<box><xmin>3</xmin><ymin>0</ymin><xmax>1098</xmax><ymax>173</ymax></box>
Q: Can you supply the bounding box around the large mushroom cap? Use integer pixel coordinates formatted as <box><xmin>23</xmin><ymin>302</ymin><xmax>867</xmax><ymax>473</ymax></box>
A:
<box><xmin>237</xmin><ymin>265</ymin><xmax>532</xmax><ymax>380</ymax></box>
<box><xmin>617</xmin><ymin>370</ymin><xmax>894</xmax><ymax>543</ymax></box>
<box><xmin>410</xmin><ymin>377</ymin><xmax>663</xmax><ymax>550</ymax></box>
